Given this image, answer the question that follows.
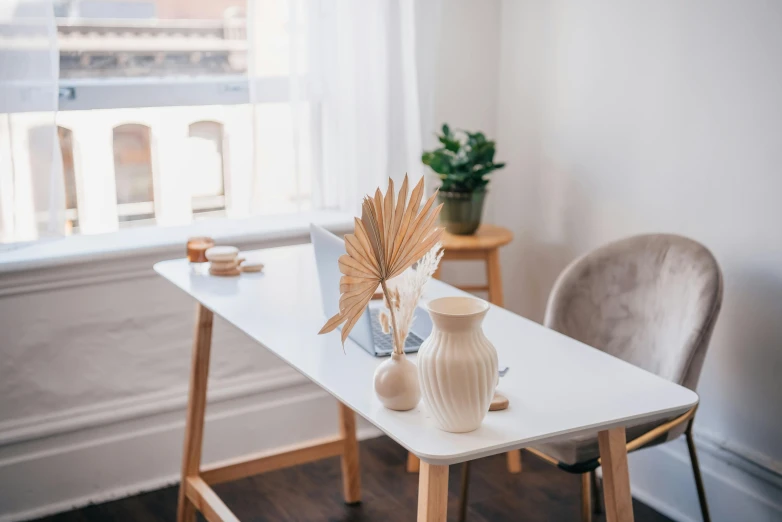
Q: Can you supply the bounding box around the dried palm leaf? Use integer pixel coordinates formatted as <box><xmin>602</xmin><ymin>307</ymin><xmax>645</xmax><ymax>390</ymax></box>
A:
<box><xmin>319</xmin><ymin>175</ymin><xmax>443</xmax><ymax>347</ymax></box>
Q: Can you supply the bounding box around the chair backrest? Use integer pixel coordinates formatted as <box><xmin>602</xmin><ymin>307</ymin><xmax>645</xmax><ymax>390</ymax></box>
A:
<box><xmin>544</xmin><ymin>234</ymin><xmax>723</xmax><ymax>390</ymax></box>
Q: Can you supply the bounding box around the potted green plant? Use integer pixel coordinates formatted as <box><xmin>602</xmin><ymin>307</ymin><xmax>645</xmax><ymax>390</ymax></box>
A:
<box><xmin>421</xmin><ymin>124</ymin><xmax>505</xmax><ymax>235</ymax></box>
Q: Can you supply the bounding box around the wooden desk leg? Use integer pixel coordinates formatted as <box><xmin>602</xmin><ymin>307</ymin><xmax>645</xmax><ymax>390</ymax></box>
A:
<box><xmin>598</xmin><ymin>427</ymin><xmax>635</xmax><ymax>522</ymax></box>
<box><xmin>506</xmin><ymin>449</ymin><xmax>522</xmax><ymax>474</ymax></box>
<box><xmin>417</xmin><ymin>462</ymin><xmax>449</xmax><ymax>522</ymax></box>
<box><xmin>338</xmin><ymin>401</ymin><xmax>362</xmax><ymax>504</ymax></box>
<box><xmin>177</xmin><ymin>304</ymin><xmax>214</xmax><ymax>522</ymax></box>
<box><xmin>407</xmin><ymin>453</ymin><xmax>421</xmax><ymax>472</ymax></box>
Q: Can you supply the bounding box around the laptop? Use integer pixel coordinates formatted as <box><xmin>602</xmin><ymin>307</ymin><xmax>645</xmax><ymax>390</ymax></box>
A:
<box><xmin>311</xmin><ymin>224</ymin><xmax>433</xmax><ymax>357</ymax></box>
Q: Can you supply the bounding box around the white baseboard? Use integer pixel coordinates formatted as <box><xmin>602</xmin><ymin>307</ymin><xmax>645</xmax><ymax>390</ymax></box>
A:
<box><xmin>628</xmin><ymin>433</ymin><xmax>782</xmax><ymax>522</ymax></box>
<box><xmin>0</xmin><ymin>367</ymin><xmax>382</xmax><ymax>522</ymax></box>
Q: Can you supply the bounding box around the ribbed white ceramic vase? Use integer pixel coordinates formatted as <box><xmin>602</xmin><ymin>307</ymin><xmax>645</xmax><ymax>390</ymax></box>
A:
<box><xmin>417</xmin><ymin>296</ymin><xmax>498</xmax><ymax>433</ymax></box>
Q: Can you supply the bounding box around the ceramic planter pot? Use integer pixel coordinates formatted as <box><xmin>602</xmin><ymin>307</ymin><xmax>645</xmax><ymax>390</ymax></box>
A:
<box><xmin>373</xmin><ymin>352</ymin><xmax>421</xmax><ymax>411</ymax></box>
<box><xmin>437</xmin><ymin>189</ymin><xmax>486</xmax><ymax>235</ymax></box>
<box><xmin>417</xmin><ymin>296</ymin><xmax>498</xmax><ymax>433</ymax></box>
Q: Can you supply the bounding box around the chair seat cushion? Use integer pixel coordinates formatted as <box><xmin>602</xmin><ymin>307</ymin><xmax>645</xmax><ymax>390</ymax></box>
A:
<box><xmin>530</xmin><ymin>415</ymin><xmax>687</xmax><ymax>465</ymax></box>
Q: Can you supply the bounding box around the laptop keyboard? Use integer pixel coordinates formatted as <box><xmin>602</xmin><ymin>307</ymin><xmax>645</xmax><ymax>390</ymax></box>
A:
<box><xmin>370</xmin><ymin>309</ymin><xmax>424</xmax><ymax>355</ymax></box>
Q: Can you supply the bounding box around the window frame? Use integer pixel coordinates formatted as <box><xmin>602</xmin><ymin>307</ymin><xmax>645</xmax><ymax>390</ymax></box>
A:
<box><xmin>57</xmin><ymin>76</ymin><xmax>297</xmax><ymax>112</ymax></box>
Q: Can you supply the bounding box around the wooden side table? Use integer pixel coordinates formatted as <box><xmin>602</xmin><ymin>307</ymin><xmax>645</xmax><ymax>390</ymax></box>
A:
<box><xmin>434</xmin><ymin>224</ymin><xmax>512</xmax><ymax>305</ymax></box>
<box><xmin>407</xmin><ymin>224</ymin><xmax>522</xmax><ymax>475</ymax></box>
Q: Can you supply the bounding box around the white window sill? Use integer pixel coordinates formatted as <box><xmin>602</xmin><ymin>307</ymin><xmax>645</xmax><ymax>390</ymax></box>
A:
<box><xmin>0</xmin><ymin>211</ymin><xmax>353</xmax><ymax>296</ymax></box>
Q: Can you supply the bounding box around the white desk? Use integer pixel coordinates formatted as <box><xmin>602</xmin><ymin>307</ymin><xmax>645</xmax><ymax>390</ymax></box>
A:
<box><xmin>155</xmin><ymin>244</ymin><xmax>698</xmax><ymax>522</ymax></box>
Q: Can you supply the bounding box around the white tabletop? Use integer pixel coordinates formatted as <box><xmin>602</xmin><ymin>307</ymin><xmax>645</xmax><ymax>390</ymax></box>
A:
<box><xmin>155</xmin><ymin>244</ymin><xmax>698</xmax><ymax>466</ymax></box>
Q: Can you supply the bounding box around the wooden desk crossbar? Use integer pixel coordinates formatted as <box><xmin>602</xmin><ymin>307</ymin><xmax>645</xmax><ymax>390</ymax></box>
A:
<box><xmin>200</xmin><ymin>435</ymin><xmax>345</xmax><ymax>485</ymax></box>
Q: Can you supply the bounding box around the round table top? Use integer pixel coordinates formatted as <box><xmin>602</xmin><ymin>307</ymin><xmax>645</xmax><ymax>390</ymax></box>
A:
<box><xmin>441</xmin><ymin>224</ymin><xmax>513</xmax><ymax>251</ymax></box>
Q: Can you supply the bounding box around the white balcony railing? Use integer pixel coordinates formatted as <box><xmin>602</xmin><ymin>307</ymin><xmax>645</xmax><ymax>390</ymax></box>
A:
<box><xmin>0</xmin><ymin>104</ymin><xmax>309</xmax><ymax>243</ymax></box>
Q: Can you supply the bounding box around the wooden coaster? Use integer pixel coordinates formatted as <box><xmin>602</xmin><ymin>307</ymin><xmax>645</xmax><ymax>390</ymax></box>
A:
<box><xmin>210</xmin><ymin>268</ymin><xmax>240</xmax><ymax>276</ymax></box>
<box><xmin>490</xmin><ymin>392</ymin><xmax>509</xmax><ymax>411</ymax></box>
<box><xmin>209</xmin><ymin>267</ymin><xmax>241</xmax><ymax>277</ymax></box>
<box><xmin>240</xmin><ymin>260</ymin><xmax>264</xmax><ymax>273</ymax></box>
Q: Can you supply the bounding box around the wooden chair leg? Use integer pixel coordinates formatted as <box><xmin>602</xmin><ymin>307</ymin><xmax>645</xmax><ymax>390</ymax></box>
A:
<box><xmin>177</xmin><ymin>304</ymin><xmax>214</xmax><ymax>522</ymax></box>
<box><xmin>407</xmin><ymin>452</ymin><xmax>421</xmax><ymax>472</ymax></box>
<box><xmin>591</xmin><ymin>469</ymin><xmax>604</xmax><ymax>514</ymax></box>
<box><xmin>338</xmin><ymin>401</ymin><xmax>361</xmax><ymax>504</ymax></box>
<box><xmin>598</xmin><ymin>427</ymin><xmax>635</xmax><ymax>522</ymax></box>
<box><xmin>418</xmin><ymin>462</ymin><xmax>449</xmax><ymax>522</ymax></box>
<box><xmin>581</xmin><ymin>472</ymin><xmax>593</xmax><ymax>522</ymax></box>
<box><xmin>506</xmin><ymin>449</ymin><xmax>522</xmax><ymax>473</ymax></box>
<box><xmin>458</xmin><ymin>461</ymin><xmax>471</xmax><ymax>522</ymax></box>
<box><xmin>485</xmin><ymin>248</ymin><xmax>504</xmax><ymax>307</ymax></box>
<box><xmin>686</xmin><ymin>422</ymin><xmax>711</xmax><ymax>522</ymax></box>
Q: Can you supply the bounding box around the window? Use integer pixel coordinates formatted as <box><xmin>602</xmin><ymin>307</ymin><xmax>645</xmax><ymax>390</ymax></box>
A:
<box><xmin>1</xmin><ymin>0</ymin><xmax>316</xmax><ymax>243</ymax></box>
<box><xmin>54</xmin><ymin>0</ymin><xmax>300</xmax><ymax>109</ymax></box>
<box><xmin>188</xmin><ymin>121</ymin><xmax>226</xmax><ymax>216</ymax></box>
<box><xmin>113</xmin><ymin>123</ymin><xmax>155</xmax><ymax>223</ymax></box>
<box><xmin>55</xmin><ymin>0</ymin><xmax>251</xmax><ymax>111</ymax></box>
<box><xmin>57</xmin><ymin>0</ymin><xmax>311</xmax><ymax>229</ymax></box>
<box><xmin>57</xmin><ymin>0</ymin><xmax>249</xmax><ymax>81</ymax></box>
<box><xmin>53</xmin><ymin>0</ymin><xmax>314</xmax><ymax>225</ymax></box>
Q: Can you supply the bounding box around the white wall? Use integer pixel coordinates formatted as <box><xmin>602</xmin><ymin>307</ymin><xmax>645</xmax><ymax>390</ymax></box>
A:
<box><xmin>494</xmin><ymin>0</ymin><xmax>782</xmax><ymax>520</ymax></box>
<box><xmin>432</xmin><ymin>0</ymin><xmax>503</xmax><ymax>288</ymax></box>
<box><xmin>432</xmin><ymin>0</ymin><xmax>500</xmax><ymax>139</ymax></box>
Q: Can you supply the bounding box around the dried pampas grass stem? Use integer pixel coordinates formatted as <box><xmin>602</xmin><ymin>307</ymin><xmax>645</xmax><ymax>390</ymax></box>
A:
<box><xmin>380</xmin><ymin>242</ymin><xmax>444</xmax><ymax>354</ymax></box>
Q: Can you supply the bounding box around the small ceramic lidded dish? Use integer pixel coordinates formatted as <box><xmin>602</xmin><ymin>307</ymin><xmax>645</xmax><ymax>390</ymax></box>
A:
<box><xmin>418</xmin><ymin>296</ymin><xmax>498</xmax><ymax>433</ymax></box>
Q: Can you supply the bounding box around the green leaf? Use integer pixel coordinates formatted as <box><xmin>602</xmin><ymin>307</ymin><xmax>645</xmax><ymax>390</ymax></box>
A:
<box><xmin>422</xmin><ymin>124</ymin><xmax>505</xmax><ymax>192</ymax></box>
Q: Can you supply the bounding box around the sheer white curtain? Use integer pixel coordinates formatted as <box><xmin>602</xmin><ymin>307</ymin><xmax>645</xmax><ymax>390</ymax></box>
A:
<box><xmin>306</xmin><ymin>0</ymin><xmax>442</xmax><ymax>214</ymax></box>
<box><xmin>0</xmin><ymin>0</ymin><xmax>442</xmax><ymax>244</ymax></box>
<box><xmin>0</xmin><ymin>0</ymin><xmax>63</xmax><ymax>245</ymax></box>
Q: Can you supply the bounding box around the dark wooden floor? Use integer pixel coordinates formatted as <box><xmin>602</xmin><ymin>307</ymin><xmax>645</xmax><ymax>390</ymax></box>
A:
<box><xmin>35</xmin><ymin>436</ymin><xmax>671</xmax><ymax>522</ymax></box>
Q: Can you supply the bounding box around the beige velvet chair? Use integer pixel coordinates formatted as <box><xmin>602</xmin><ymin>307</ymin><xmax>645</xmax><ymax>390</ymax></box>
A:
<box><xmin>458</xmin><ymin>234</ymin><xmax>723</xmax><ymax>522</ymax></box>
